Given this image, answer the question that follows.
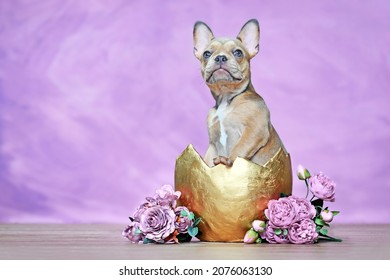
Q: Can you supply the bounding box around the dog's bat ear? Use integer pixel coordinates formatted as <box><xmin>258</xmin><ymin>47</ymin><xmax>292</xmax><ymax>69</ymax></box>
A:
<box><xmin>237</xmin><ymin>19</ymin><xmax>260</xmax><ymax>58</ymax></box>
<box><xmin>193</xmin><ymin>21</ymin><xmax>214</xmax><ymax>60</ymax></box>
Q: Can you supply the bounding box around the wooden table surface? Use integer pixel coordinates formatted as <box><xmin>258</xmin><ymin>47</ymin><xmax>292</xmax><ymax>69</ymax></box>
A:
<box><xmin>0</xmin><ymin>224</ymin><xmax>389</xmax><ymax>260</ymax></box>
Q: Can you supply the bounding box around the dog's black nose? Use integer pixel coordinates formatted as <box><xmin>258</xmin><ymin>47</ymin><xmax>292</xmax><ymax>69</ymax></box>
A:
<box><xmin>215</xmin><ymin>55</ymin><xmax>227</xmax><ymax>64</ymax></box>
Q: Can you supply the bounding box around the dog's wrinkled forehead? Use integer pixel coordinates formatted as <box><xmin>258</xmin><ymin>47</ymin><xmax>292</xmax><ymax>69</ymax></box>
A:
<box><xmin>207</xmin><ymin>38</ymin><xmax>243</xmax><ymax>52</ymax></box>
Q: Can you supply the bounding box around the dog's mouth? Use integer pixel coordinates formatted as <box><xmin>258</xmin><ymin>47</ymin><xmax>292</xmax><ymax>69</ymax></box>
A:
<box><xmin>206</xmin><ymin>69</ymin><xmax>242</xmax><ymax>84</ymax></box>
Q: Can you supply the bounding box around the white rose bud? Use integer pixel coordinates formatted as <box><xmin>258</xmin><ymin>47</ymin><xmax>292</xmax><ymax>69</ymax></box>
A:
<box><xmin>297</xmin><ymin>164</ymin><xmax>311</xmax><ymax>180</ymax></box>
<box><xmin>244</xmin><ymin>228</ymin><xmax>258</xmax><ymax>244</ymax></box>
<box><xmin>252</xmin><ymin>220</ymin><xmax>266</xmax><ymax>233</ymax></box>
<box><xmin>320</xmin><ymin>210</ymin><xmax>334</xmax><ymax>223</ymax></box>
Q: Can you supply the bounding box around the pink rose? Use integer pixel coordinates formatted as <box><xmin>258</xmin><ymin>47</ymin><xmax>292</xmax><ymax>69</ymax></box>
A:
<box><xmin>309</xmin><ymin>173</ymin><xmax>336</xmax><ymax>201</ymax></box>
<box><xmin>265</xmin><ymin>198</ymin><xmax>297</xmax><ymax>228</ymax></box>
<box><xmin>288</xmin><ymin>196</ymin><xmax>316</xmax><ymax>220</ymax></box>
<box><xmin>260</xmin><ymin>223</ymin><xmax>290</xmax><ymax>244</ymax></box>
<box><xmin>138</xmin><ymin>205</ymin><xmax>176</xmax><ymax>242</ymax></box>
<box><xmin>122</xmin><ymin>221</ymin><xmax>143</xmax><ymax>243</ymax></box>
<box><xmin>288</xmin><ymin>218</ymin><xmax>318</xmax><ymax>244</ymax></box>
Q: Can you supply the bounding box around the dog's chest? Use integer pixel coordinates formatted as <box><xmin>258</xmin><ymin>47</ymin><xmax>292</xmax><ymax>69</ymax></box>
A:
<box><xmin>209</xmin><ymin>102</ymin><xmax>234</xmax><ymax>152</ymax></box>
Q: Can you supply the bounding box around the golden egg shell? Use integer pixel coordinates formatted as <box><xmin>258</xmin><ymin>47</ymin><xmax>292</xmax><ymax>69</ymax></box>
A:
<box><xmin>175</xmin><ymin>144</ymin><xmax>292</xmax><ymax>242</ymax></box>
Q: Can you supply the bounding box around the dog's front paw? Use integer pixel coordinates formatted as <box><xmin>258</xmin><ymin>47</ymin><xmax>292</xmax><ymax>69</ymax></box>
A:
<box><xmin>213</xmin><ymin>156</ymin><xmax>233</xmax><ymax>167</ymax></box>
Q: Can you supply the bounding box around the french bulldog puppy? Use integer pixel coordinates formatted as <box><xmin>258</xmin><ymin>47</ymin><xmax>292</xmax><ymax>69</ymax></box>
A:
<box><xmin>193</xmin><ymin>19</ymin><xmax>287</xmax><ymax>167</ymax></box>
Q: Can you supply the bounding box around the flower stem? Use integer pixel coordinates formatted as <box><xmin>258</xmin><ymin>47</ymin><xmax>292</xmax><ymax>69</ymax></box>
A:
<box><xmin>304</xmin><ymin>179</ymin><xmax>309</xmax><ymax>199</ymax></box>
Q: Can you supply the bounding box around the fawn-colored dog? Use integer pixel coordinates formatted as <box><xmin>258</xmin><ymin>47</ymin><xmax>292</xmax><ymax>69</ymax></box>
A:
<box><xmin>193</xmin><ymin>19</ymin><xmax>286</xmax><ymax>167</ymax></box>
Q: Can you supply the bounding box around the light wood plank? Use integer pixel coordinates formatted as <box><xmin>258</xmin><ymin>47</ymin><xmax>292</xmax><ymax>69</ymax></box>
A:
<box><xmin>0</xmin><ymin>224</ymin><xmax>388</xmax><ymax>259</ymax></box>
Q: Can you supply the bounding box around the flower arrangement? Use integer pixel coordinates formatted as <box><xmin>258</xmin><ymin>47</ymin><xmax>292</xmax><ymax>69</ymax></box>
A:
<box><xmin>244</xmin><ymin>165</ymin><xmax>341</xmax><ymax>244</ymax></box>
<box><xmin>122</xmin><ymin>185</ymin><xmax>201</xmax><ymax>244</ymax></box>
<box><xmin>123</xmin><ymin>166</ymin><xmax>341</xmax><ymax>245</ymax></box>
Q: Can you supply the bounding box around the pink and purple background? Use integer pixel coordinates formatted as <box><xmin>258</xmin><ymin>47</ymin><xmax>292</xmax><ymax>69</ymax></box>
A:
<box><xmin>0</xmin><ymin>0</ymin><xmax>389</xmax><ymax>223</ymax></box>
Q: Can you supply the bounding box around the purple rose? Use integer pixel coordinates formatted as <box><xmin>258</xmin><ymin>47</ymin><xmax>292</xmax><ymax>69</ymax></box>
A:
<box><xmin>174</xmin><ymin>206</ymin><xmax>194</xmax><ymax>234</ymax></box>
<box><xmin>309</xmin><ymin>173</ymin><xmax>336</xmax><ymax>202</ymax></box>
<box><xmin>138</xmin><ymin>205</ymin><xmax>176</xmax><ymax>242</ymax></box>
<box><xmin>155</xmin><ymin>184</ymin><xmax>181</xmax><ymax>208</ymax></box>
<box><xmin>288</xmin><ymin>196</ymin><xmax>316</xmax><ymax>220</ymax></box>
<box><xmin>122</xmin><ymin>221</ymin><xmax>144</xmax><ymax>243</ymax></box>
<box><xmin>260</xmin><ymin>222</ymin><xmax>290</xmax><ymax>244</ymax></box>
<box><xmin>288</xmin><ymin>218</ymin><xmax>318</xmax><ymax>244</ymax></box>
<box><xmin>133</xmin><ymin>197</ymin><xmax>158</xmax><ymax>222</ymax></box>
<box><xmin>264</xmin><ymin>198</ymin><xmax>297</xmax><ymax>228</ymax></box>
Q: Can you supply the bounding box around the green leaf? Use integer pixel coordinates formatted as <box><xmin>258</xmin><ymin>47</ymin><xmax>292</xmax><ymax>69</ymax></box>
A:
<box><xmin>314</xmin><ymin>206</ymin><xmax>323</xmax><ymax>216</ymax></box>
<box><xmin>188</xmin><ymin>226</ymin><xmax>199</xmax><ymax>237</ymax></box>
<box><xmin>143</xmin><ymin>238</ymin><xmax>154</xmax><ymax>244</ymax></box>
<box><xmin>180</xmin><ymin>210</ymin><xmax>188</xmax><ymax>217</ymax></box>
<box><xmin>312</xmin><ymin>199</ymin><xmax>324</xmax><ymax>215</ymax></box>
<box><xmin>320</xmin><ymin>228</ymin><xmax>328</xmax><ymax>235</ymax></box>
<box><xmin>274</xmin><ymin>228</ymin><xmax>282</xmax><ymax>235</ymax></box>
<box><xmin>315</xmin><ymin>210</ymin><xmax>322</xmax><ymax>217</ymax></box>
<box><xmin>318</xmin><ymin>232</ymin><xmax>342</xmax><ymax>242</ymax></box>
<box><xmin>283</xmin><ymin>229</ymin><xmax>288</xmax><ymax>236</ymax></box>
<box><xmin>193</xmin><ymin>217</ymin><xmax>201</xmax><ymax>226</ymax></box>
<box><xmin>189</xmin><ymin>212</ymin><xmax>195</xmax><ymax>220</ymax></box>
<box><xmin>311</xmin><ymin>199</ymin><xmax>324</xmax><ymax>208</ymax></box>
<box><xmin>332</xmin><ymin>211</ymin><xmax>340</xmax><ymax>216</ymax></box>
<box><xmin>177</xmin><ymin>233</ymin><xmax>192</xmax><ymax>243</ymax></box>
<box><xmin>316</xmin><ymin>226</ymin><xmax>322</xmax><ymax>233</ymax></box>
<box><xmin>256</xmin><ymin>238</ymin><xmax>262</xmax><ymax>244</ymax></box>
<box><xmin>315</xmin><ymin>217</ymin><xmax>325</xmax><ymax>226</ymax></box>
<box><xmin>304</xmin><ymin>169</ymin><xmax>311</xmax><ymax>179</ymax></box>
<box><xmin>134</xmin><ymin>229</ymin><xmax>142</xmax><ymax>235</ymax></box>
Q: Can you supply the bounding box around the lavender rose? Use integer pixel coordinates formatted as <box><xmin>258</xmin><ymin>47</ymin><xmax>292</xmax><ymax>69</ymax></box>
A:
<box><xmin>133</xmin><ymin>197</ymin><xmax>158</xmax><ymax>222</ymax></box>
<box><xmin>122</xmin><ymin>221</ymin><xmax>143</xmax><ymax>243</ymax></box>
<box><xmin>138</xmin><ymin>205</ymin><xmax>176</xmax><ymax>242</ymax></box>
<box><xmin>174</xmin><ymin>206</ymin><xmax>194</xmax><ymax>234</ymax></box>
<box><xmin>288</xmin><ymin>196</ymin><xmax>316</xmax><ymax>220</ymax></box>
<box><xmin>260</xmin><ymin>223</ymin><xmax>290</xmax><ymax>244</ymax></box>
<box><xmin>264</xmin><ymin>198</ymin><xmax>297</xmax><ymax>228</ymax></box>
<box><xmin>288</xmin><ymin>218</ymin><xmax>318</xmax><ymax>244</ymax></box>
<box><xmin>155</xmin><ymin>184</ymin><xmax>181</xmax><ymax>208</ymax></box>
<box><xmin>309</xmin><ymin>173</ymin><xmax>336</xmax><ymax>201</ymax></box>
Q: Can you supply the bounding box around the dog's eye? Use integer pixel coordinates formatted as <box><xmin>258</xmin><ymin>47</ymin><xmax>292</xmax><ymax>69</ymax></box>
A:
<box><xmin>233</xmin><ymin>49</ymin><xmax>243</xmax><ymax>58</ymax></box>
<box><xmin>203</xmin><ymin>51</ymin><xmax>212</xmax><ymax>60</ymax></box>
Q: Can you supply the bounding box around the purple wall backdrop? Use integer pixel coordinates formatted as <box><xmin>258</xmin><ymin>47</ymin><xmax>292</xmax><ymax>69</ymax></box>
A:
<box><xmin>0</xmin><ymin>0</ymin><xmax>389</xmax><ymax>223</ymax></box>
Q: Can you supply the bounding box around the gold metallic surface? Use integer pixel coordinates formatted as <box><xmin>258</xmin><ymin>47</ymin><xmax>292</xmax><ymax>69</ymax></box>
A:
<box><xmin>174</xmin><ymin>145</ymin><xmax>292</xmax><ymax>242</ymax></box>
